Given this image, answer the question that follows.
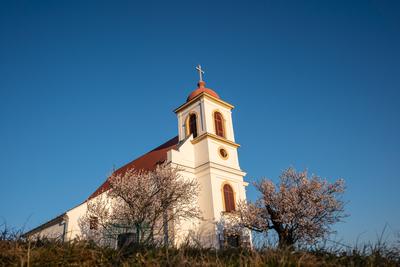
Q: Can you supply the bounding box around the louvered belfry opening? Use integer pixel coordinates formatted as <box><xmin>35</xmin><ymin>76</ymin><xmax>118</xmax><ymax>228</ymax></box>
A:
<box><xmin>189</xmin><ymin>114</ymin><xmax>198</xmax><ymax>138</ymax></box>
<box><xmin>223</xmin><ymin>184</ymin><xmax>235</xmax><ymax>212</ymax></box>
<box><xmin>214</xmin><ymin>112</ymin><xmax>225</xmax><ymax>138</ymax></box>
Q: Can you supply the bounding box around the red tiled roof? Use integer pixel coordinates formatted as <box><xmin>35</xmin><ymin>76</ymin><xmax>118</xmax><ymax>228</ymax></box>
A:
<box><xmin>89</xmin><ymin>136</ymin><xmax>179</xmax><ymax>199</ymax></box>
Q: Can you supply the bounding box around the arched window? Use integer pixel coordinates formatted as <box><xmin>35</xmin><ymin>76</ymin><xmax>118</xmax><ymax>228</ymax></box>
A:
<box><xmin>214</xmin><ymin>112</ymin><xmax>225</xmax><ymax>138</ymax></box>
<box><xmin>223</xmin><ymin>184</ymin><xmax>235</xmax><ymax>212</ymax></box>
<box><xmin>188</xmin><ymin>113</ymin><xmax>198</xmax><ymax>138</ymax></box>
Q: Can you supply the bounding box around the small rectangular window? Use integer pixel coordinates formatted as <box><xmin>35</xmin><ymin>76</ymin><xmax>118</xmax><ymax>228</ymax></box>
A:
<box><xmin>89</xmin><ymin>217</ymin><xmax>98</xmax><ymax>230</ymax></box>
<box><xmin>117</xmin><ymin>233</ymin><xmax>137</xmax><ymax>249</ymax></box>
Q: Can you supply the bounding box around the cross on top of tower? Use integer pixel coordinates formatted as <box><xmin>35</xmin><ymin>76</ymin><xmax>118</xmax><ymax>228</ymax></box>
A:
<box><xmin>196</xmin><ymin>65</ymin><xmax>205</xmax><ymax>82</ymax></box>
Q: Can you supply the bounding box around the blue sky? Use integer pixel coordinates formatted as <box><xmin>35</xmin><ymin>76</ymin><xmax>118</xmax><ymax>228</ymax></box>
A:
<box><xmin>0</xmin><ymin>0</ymin><xmax>399</xmax><ymax>245</ymax></box>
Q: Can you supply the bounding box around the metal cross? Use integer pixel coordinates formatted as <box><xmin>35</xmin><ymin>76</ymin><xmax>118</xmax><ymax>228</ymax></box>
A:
<box><xmin>196</xmin><ymin>65</ymin><xmax>205</xmax><ymax>82</ymax></box>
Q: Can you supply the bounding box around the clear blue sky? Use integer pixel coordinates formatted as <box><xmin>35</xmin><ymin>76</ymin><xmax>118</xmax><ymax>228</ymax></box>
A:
<box><xmin>1</xmin><ymin>0</ymin><xmax>399</xmax><ymax>245</ymax></box>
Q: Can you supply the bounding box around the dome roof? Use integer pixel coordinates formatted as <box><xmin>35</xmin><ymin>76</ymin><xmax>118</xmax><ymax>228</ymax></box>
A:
<box><xmin>187</xmin><ymin>81</ymin><xmax>220</xmax><ymax>102</ymax></box>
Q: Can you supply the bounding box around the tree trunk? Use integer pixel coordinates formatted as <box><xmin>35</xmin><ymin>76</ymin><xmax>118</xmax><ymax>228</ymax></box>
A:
<box><xmin>135</xmin><ymin>224</ymin><xmax>141</xmax><ymax>244</ymax></box>
<box><xmin>163</xmin><ymin>209</ymin><xmax>169</xmax><ymax>247</ymax></box>
<box><xmin>277</xmin><ymin>230</ymin><xmax>295</xmax><ymax>249</ymax></box>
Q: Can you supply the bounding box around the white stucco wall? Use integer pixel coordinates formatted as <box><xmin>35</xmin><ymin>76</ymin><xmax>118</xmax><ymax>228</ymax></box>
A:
<box><xmin>202</xmin><ymin>98</ymin><xmax>235</xmax><ymax>142</ymax></box>
<box><xmin>65</xmin><ymin>201</ymin><xmax>87</xmax><ymax>241</ymax></box>
<box><xmin>28</xmin><ymin>219</ymin><xmax>66</xmax><ymax>240</ymax></box>
<box><xmin>177</xmin><ymin>96</ymin><xmax>235</xmax><ymax>143</ymax></box>
<box><xmin>177</xmin><ymin>101</ymin><xmax>205</xmax><ymax>141</ymax></box>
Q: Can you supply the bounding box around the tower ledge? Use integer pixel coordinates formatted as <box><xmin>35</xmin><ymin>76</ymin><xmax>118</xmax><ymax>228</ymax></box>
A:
<box><xmin>174</xmin><ymin>91</ymin><xmax>234</xmax><ymax>113</ymax></box>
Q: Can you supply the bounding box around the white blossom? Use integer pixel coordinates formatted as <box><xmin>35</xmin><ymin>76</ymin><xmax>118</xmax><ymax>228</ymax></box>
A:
<box><xmin>79</xmin><ymin>163</ymin><xmax>201</xmax><ymax>247</ymax></box>
<box><xmin>237</xmin><ymin>167</ymin><xmax>346</xmax><ymax>247</ymax></box>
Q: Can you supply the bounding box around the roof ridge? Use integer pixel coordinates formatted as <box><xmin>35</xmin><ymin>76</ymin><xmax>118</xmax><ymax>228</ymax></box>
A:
<box><xmin>88</xmin><ymin>136</ymin><xmax>179</xmax><ymax>199</ymax></box>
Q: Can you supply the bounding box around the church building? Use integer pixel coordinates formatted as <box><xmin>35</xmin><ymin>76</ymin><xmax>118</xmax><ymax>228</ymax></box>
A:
<box><xmin>24</xmin><ymin>67</ymin><xmax>250</xmax><ymax>248</ymax></box>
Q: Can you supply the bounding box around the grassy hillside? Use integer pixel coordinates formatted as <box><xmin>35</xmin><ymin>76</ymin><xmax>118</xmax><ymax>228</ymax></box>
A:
<box><xmin>1</xmin><ymin>238</ymin><xmax>399</xmax><ymax>267</ymax></box>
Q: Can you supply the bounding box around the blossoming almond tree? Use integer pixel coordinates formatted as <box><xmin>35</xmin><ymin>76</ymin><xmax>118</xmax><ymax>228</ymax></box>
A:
<box><xmin>80</xmin><ymin>163</ymin><xmax>201</xmax><ymax>247</ymax></box>
<box><xmin>237</xmin><ymin>167</ymin><xmax>346</xmax><ymax>248</ymax></box>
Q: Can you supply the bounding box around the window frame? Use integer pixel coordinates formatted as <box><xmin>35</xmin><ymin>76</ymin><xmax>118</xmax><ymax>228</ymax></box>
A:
<box><xmin>218</xmin><ymin>146</ymin><xmax>229</xmax><ymax>160</ymax></box>
<box><xmin>185</xmin><ymin>112</ymin><xmax>199</xmax><ymax>138</ymax></box>
<box><xmin>222</xmin><ymin>183</ymin><xmax>236</xmax><ymax>212</ymax></box>
<box><xmin>213</xmin><ymin>110</ymin><xmax>226</xmax><ymax>138</ymax></box>
<box><xmin>89</xmin><ymin>216</ymin><xmax>98</xmax><ymax>230</ymax></box>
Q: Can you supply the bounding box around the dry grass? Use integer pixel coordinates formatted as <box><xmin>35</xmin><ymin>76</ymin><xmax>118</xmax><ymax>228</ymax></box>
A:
<box><xmin>1</xmin><ymin>225</ymin><xmax>399</xmax><ymax>266</ymax></box>
<box><xmin>0</xmin><ymin>239</ymin><xmax>399</xmax><ymax>267</ymax></box>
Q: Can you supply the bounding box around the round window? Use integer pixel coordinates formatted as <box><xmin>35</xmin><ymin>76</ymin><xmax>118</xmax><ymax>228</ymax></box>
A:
<box><xmin>219</xmin><ymin>148</ymin><xmax>229</xmax><ymax>159</ymax></box>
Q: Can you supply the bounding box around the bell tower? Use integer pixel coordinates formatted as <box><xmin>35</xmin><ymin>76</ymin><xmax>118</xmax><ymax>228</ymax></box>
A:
<box><xmin>170</xmin><ymin>66</ymin><xmax>249</xmax><ymax>248</ymax></box>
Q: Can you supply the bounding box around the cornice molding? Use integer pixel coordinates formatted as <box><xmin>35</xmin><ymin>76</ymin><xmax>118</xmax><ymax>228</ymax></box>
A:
<box><xmin>194</xmin><ymin>161</ymin><xmax>246</xmax><ymax>177</ymax></box>
<box><xmin>174</xmin><ymin>92</ymin><xmax>234</xmax><ymax>114</ymax></box>
<box><xmin>191</xmin><ymin>132</ymin><xmax>240</xmax><ymax>148</ymax></box>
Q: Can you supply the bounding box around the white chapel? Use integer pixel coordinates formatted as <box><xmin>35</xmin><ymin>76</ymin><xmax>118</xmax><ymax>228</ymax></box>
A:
<box><xmin>24</xmin><ymin>66</ymin><xmax>250</xmax><ymax>248</ymax></box>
